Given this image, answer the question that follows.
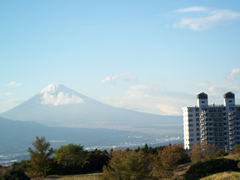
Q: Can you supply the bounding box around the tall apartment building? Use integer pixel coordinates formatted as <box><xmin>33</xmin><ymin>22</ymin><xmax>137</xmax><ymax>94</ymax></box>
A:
<box><xmin>182</xmin><ymin>92</ymin><xmax>240</xmax><ymax>151</ymax></box>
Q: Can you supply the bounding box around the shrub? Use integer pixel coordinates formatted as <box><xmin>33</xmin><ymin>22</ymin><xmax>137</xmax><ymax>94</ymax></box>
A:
<box><xmin>0</xmin><ymin>169</ymin><xmax>30</xmax><ymax>180</ymax></box>
<box><xmin>215</xmin><ymin>149</ymin><xmax>227</xmax><ymax>157</ymax></box>
<box><xmin>188</xmin><ymin>141</ymin><xmax>218</xmax><ymax>162</ymax></box>
<box><xmin>185</xmin><ymin>158</ymin><xmax>240</xmax><ymax>180</ymax></box>
<box><xmin>235</xmin><ymin>145</ymin><xmax>240</xmax><ymax>154</ymax></box>
<box><xmin>154</xmin><ymin>143</ymin><xmax>186</xmax><ymax>179</ymax></box>
<box><xmin>101</xmin><ymin>149</ymin><xmax>152</xmax><ymax>180</ymax></box>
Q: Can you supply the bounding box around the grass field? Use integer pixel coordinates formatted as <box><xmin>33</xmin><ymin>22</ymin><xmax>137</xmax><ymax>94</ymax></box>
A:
<box><xmin>200</xmin><ymin>172</ymin><xmax>240</xmax><ymax>180</ymax></box>
<box><xmin>31</xmin><ymin>173</ymin><xmax>102</xmax><ymax>180</ymax></box>
<box><xmin>30</xmin><ymin>154</ymin><xmax>240</xmax><ymax>180</ymax></box>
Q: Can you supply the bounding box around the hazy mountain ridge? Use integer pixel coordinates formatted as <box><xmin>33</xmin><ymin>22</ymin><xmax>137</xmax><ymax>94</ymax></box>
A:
<box><xmin>0</xmin><ymin>84</ymin><xmax>182</xmax><ymax>135</ymax></box>
<box><xmin>0</xmin><ymin>117</ymin><xmax>182</xmax><ymax>166</ymax></box>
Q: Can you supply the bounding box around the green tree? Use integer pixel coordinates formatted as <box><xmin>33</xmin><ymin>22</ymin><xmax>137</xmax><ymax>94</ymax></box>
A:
<box><xmin>101</xmin><ymin>149</ymin><xmax>152</xmax><ymax>180</ymax></box>
<box><xmin>28</xmin><ymin>136</ymin><xmax>53</xmax><ymax>178</ymax></box>
<box><xmin>54</xmin><ymin>144</ymin><xmax>86</xmax><ymax>174</ymax></box>
<box><xmin>83</xmin><ymin>149</ymin><xmax>110</xmax><ymax>172</ymax></box>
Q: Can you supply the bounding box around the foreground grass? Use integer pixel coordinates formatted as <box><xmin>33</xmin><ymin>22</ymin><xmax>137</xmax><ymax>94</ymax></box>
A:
<box><xmin>173</xmin><ymin>162</ymin><xmax>195</xmax><ymax>179</ymax></box>
<box><xmin>224</xmin><ymin>153</ymin><xmax>240</xmax><ymax>161</ymax></box>
<box><xmin>30</xmin><ymin>154</ymin><xmax>240</xmax><ymax>180</ymax></box>
<box><xmin>31</xmin><ymin>173</ymin><xmax>102</xmax><ymax>180</ymax></box>
<box><xmin>200</xmin><ymin>172</ymin><xmax>240</xmax><ymax>180</ymax></box>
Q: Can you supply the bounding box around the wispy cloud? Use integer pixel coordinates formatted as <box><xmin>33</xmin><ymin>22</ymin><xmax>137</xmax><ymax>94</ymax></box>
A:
<box><xmin>100</xmin><ymin>85</ymin><xmax>195</xmax><ymax>115</ymax></box>
<box><xmin>227</xmin><ymin>68</ymin><xmax>240</xmax><ymax>80</ymax></box>
<box><xmin>174</xmin><ymin>7</ymin><xmax>240</xmax><ymax>30</ymax></box>
<box><xmin>0</xmin><ymin>92</ymin><xmax>12</xmax><ymax>96</ymax></box>
<box><xmin>197</xmin><ymin>83</ymin><xmax>207</xmax><ymax>86</ymax></box>
<box><xmin>176</xmin><ymin>6</ymin><xmax>208</xmax><ymax>13</ymax></box>
<box><xmin>101</xmin><ymin>73</ymin><xmax>137</xmax><ymax>84</ymax></box>
<box><xmin>101</xmin><ymin>75</ymin><xmax>120</xmax><ymax>84</ymax></box>
<box><xmin>4</xmin><ymin>99</ymin><xmax>24</xmax><ymax>104</ymax></box>
<box><xmin>7</xmin><ymin>82</ymin><xmax>23</xmax><ymax>86</ymax></box>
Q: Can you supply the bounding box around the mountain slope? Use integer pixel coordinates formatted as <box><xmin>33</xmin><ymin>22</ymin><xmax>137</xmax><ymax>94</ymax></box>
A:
<box><xmin>0</xmin><ymin>84</ymin><xmax>182</xmax><ymax>135</ymax></box>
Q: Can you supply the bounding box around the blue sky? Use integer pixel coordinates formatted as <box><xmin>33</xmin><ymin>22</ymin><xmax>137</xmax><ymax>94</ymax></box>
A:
<box><xmin>1</xmin><ymin>0</ymin><xmax>240</xmax><ymax>115</ymax></box>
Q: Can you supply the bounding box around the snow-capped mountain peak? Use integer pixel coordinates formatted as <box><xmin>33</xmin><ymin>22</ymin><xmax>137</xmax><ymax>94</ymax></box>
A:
<box><xmin>39</xmin><ymin>84</ymin><xmax>84</xmax><ymax>106</ymax></box>
<box><xmin>40</xmin><ymin>84</ymin><xmax>60</xmax><ymax>94</ymax></box>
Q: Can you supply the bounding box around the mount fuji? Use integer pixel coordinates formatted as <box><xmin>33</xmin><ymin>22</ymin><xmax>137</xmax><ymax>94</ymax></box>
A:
<box><xmin>0</xmin><ymin>84</ymin><xmax>182</xmax><ymax>135</ymax></box>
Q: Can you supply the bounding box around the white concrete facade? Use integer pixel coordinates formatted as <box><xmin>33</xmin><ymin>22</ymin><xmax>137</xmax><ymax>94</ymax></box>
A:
<box><xmin>182</xmin><ymin>92</ymin><xmax>240</xmax><ymax>151</ymax></box>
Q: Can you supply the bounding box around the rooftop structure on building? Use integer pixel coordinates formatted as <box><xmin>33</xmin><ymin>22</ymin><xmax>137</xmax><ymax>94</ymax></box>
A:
<box><xmin>182</xmin><ymin>92</ymin><xmax>240</xmax><ymax>151</ymax></box>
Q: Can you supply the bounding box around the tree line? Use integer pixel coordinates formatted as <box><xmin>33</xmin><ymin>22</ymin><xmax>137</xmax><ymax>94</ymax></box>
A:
<box><xmin>0</xmin><ymin>136</ymin><xmax>188</xmax><ymax>179</ymax></box>
<box><xmin>2</xmin><ymin>136</ymin><xmax>239</xmax><ymax>179</ymax></box>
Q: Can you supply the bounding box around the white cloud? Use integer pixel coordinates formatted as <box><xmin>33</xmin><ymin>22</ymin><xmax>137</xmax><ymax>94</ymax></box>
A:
<box><xmin>7</xmin><ymin>82</ymin><xmax>23</xmax><ymax>86</ymax></box>
<box><xmin>227</xmin><ymin>68</ymin><xmax>240</xmax><ymax>80</ymax></box>
<box><xmin>99</xmin><ymin>85</ymin><xmax>195</xmax><ymax>115</ymax></box>
<box><xmin>208</xmin><ymin>85</ymin><xmax>240</xmax><ymax>95</ymax></box>
<box><xmin>4</xmin><ymin>99</ymin><xmax>24</xmax><ymax>104</ymax></box>
<box><xmin>102</xmin><ymin>73</ymin><xmax>137</xmax><ymax>84</ymax></box>
<box><xmin>41</xmin><ymin>92</ymin><xmax>84</xmax><ymax>106</ymax></box>
<box><xmin>174</xmin><ymin>8</ymin><xmax>240</xmax><ymax>30</ymax></box>
<box><xmin>101</xmin><ymin>75</ymin><xmax>120</xmax><ymax>84</ymax></box>
<box><xmin>197</xmin><ymin>83</ymin><xmax>207</xmax><ymax>86</ymax></box>
<box><xmin>176</xmin><ymin>6</ymin><xmax>208</xmax><ymax>13</ymax></box>
<box><xmin>0</xmin><ymin>92</ymin><xmax>12</xmax><ymax>96</ymax></box>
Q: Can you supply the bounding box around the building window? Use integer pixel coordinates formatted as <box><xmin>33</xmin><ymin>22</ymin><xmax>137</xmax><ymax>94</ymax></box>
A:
<box><xmin>196</xmin><ymin>113</ymin><xmax>199</xmax><ymax>116</ymax></box>
<box><xmin>229</xmin><ymin>100</ymin><xmax>232</xmax><ymax>103</ymax></box>
<box><xmin>202</xmin><ymin>101</ymin><xmax>205</xmax><ymax>103</ymax></box>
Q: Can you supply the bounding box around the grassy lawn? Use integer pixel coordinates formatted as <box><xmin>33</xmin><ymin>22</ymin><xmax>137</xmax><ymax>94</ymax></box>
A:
<box><xmin>30</xmin><ymin>154</ymin><xmax>240</xmax><ymax>180</ymax></box>
<box><xmin>31</xmin><ymin>173</ymin><xmax>102</xmax><ymax>180</ymax></box>
<box><xmin>200</xmin><ymin>172</ymin><xmax>240</xmax><ymax>180</ymax></box>
<box><xmin>224</xmin><ymin>153</ymin><xmax>240</xmax><ymax>161</ymax></box>
<box><xmin>173</xmin><ymin>162</ymin><xmax>195</xmax><ymax>179</ymax></box>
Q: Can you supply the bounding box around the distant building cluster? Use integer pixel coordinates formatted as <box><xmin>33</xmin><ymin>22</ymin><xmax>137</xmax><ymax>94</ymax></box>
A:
<box><xmin>182</xmin><ymin>92</ymin><xmax>240</xmax><ymax>151</ymax></box>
